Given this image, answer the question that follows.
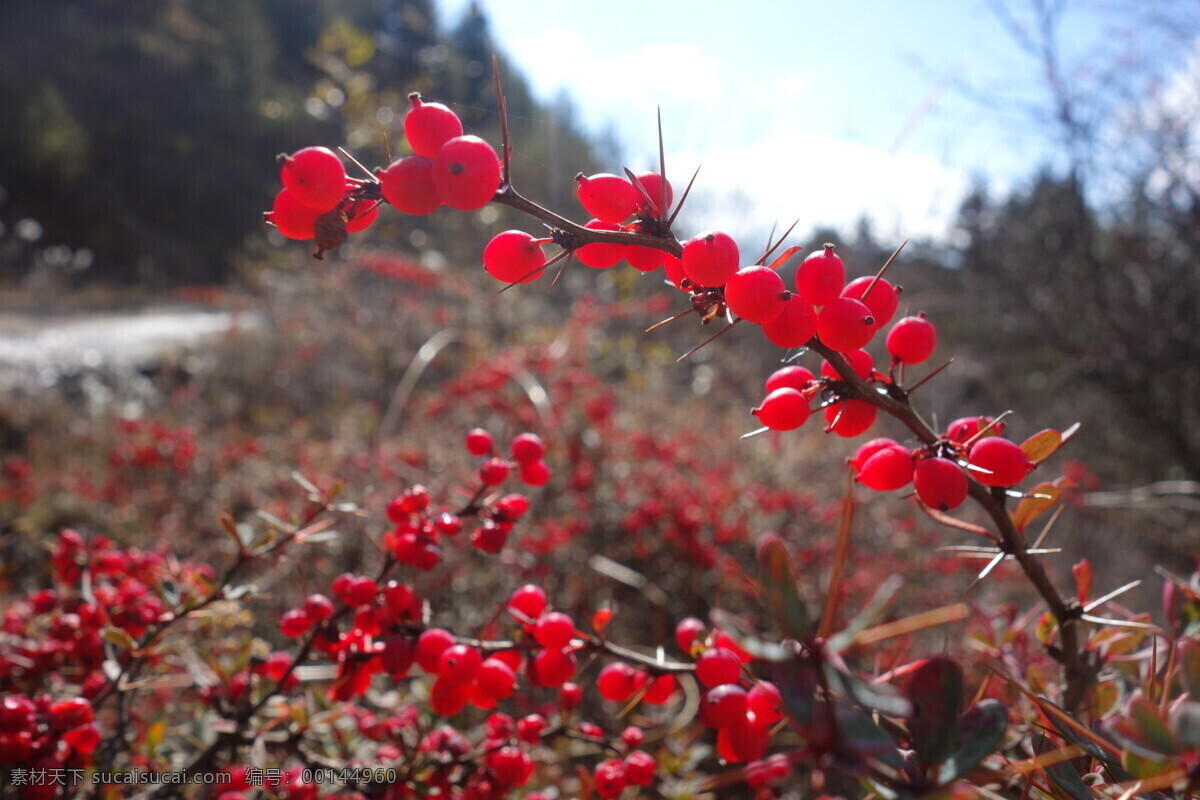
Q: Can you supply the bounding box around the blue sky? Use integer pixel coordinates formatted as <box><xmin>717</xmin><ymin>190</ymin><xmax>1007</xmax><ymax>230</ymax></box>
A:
<box><xmin>434</xmin><ymin>0</ymin><xmax>1194</xmax><ymax>243</ymax></box>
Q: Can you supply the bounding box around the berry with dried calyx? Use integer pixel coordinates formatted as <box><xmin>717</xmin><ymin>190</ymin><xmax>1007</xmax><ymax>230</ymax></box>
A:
<box><xmin>795</xmin><ymin>244</ymin><xmax>846</xmax><ymax>306</ymax></box>
<box><xmin>682</xmin><ymin>231</ymin><xmax>740</xmax><ymax>288</ymax></box>
<box><xmin>886</xmin><ymin>313</ymin><xmax>937</xmax><ymax>365</ymax></box>
<box><xmin>267</xmin><ymin>190</ymin><xmax>322</xmax><ymax>240</ymax></box>
<box><xmin>280</xmin><ymin>146</ymin><xmax>346</xmax><ymax>211</ymax></box>
<box><xmin>968</xmin><ymin>437</ymin><xmax>1033</xmax><ymax>487</ymax></box>
<box><xmin>404</xmin><ymin>94</ymin><xmax>463</xmax><ymax>158</ymax></box>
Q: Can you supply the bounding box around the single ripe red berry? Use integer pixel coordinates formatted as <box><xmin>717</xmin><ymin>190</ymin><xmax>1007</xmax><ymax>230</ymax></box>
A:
<box><xmin>559</xmin><ymin>682</ymin><xmax>583</xmax><ymax>708</ymax></box>
<box><xmin>719</xmin><ymin>709</ymin><xmax>771</xmax><ymax>763</ymax></box>
<box><xmin>432</xmin><ymin>135</ymin><xmax>501</xmax><ymax>211</ymax></box>
<box><xmin>438</xmin><ymin>644</ymin><xmax>483</xmax><ymax>685</ymax></box>
<box><xmin>344</xmin><ymin>198</ymin><xmax>379</xmax><ymax>232</ymax></box>
<box><xmin>529</xmin><ymin>647</ymin><xmax>576</xmax><ymax>687</ymax></box>
<box><xmin>465</xmin><ymin>428</ymin><xmax>494</xmax><ymax>456</ymax></box>
<box><xmin>682</xmin><ymin>232</ymin><xmax>740</xmax><ymax>288</ymax></box>
<box><xmin>795</xmin><ymin>244</ymin><xmax>846</xmax><ymax>306</ymax></box>
<box><xmin>593</xmin><ymin>759</ymin><xmax>629</xmax><ymax>800</ymax></box>
<box><xmin>483</xmin><ymin>231</ymin><xmax>546</xmax><ymax>284</ymax></box>
<box><xmin>303</xmin><ymin>594</ymin><xmax>334</xmax><ymax>621</ymax></box>
<box><xmin>851</xmin><ymin>438</ymin><xmax>902</xmax><ymax>472</ymax></box>
<box><xmin>517</xmin><ymin>713</ymin><xmax>547</xmax><ymax>743</ymax></box>
<box><xmin>519</xmin><ymin>459</ymin><xmax>551</xmax><ymax>487</ymax></box>
<box><xmin>914</xmin><ymin>457</ymin><xmax>969</xmax><ymax>510</ymax></box>
<box><xmin>577</xmin><ymin>220</ymin><xmax>624</xmax><ymax>269</ymax></box>
<box><xmin>760</xmin><ymin>295</ymin><xmax>817</xmax><ymax>347</ymax></box>
<box><xmin>533</xmin><ymin>611</ymin><xmax>575</xmax><ymax>649</ymax></box>
<box><xmin>476</xmin><ymin>658</ymin><xmax>516</xmax><ymax>699</ymax></box>
<box><xmin>643</xmin><ymin>674</ymin><xmax>677</xmax><ymax>705</ymax></box>
<box><xmin>280</xmin><ymin>146</ymin><xmax>346</xmax><ymax>211</ymax></box>
<box><xmin>842</xmin><ymin>275</ymin><xmax>900</xmax><ymax>328</ymax></box>
<box><xmin>821</xmin><ymin>348</ymin><xmax>874</xmax><ymax>380</ymax></box>
<box><xmin>416</xmin><ymin>628</ymin><xmax>456</xmax><ymax>674</ymax></box>
<box><xmin>623</xmin><ymin>750</ymin><xmax>656</xmax><ymax>786</ymax></box>
<box><xmin>404</xmin><ymin>94</ymin><xmax>464</xmax><ymax>158</ymax></box>
<box><xmin>267</xmin><ymin>189</ymin><xmax>322</xmax><ymax>240</ymax></box>
<box><xmin>747</xmin><ymin>681</ymin><xmax>783</xmax><ymax>724</ymax></box>
<box><xmin>381</xmin><ymin>637</ymin><xmax>415</xmax><ymax>678</ymax></box>
<box><xmin>695</xmin><ymin>647</ymin><xmax>742</xmax><ymax>687</ymax></box>
<box><xmin>765</xmin><ymin>365</ymin><xmax>814</xmax><ymax>393</ymax></box>
<box><xmin>430</xmin><ymin>678</ymin><xmax>470</xmax><ymax>716</ymax></box>
<box><xmin>510</xmin><ymin>433</ymin><xmax>546</xmax><ymax>464</ymax></box>
<box><xmin>663</xmin><ymin>254</ymin><xmax>686</xmax><ymax>289</ymax></box>
<box><xmin>631</xmin><ymin>170</ymin><xmax>673</xmax><ymax>216</ymax></box>
<box><xmin>279</xmin><ymin>608</ymin><xmax>312</xmax><ymax>637</ymax></box>
<box><xmin>968</xmin><ymin>437</ymin><xmax>1033</xmax><ymax>487</ymax></box>
<box><xmin>597</xmin><ymin>662</ymin><xmax>639</xmax><ymax>702</ymax></box>
<box><xmin>816</xmin><ymin>297</ymin><xmax>876</xmax><ymax>351</ymax></box>
<box><xmin>488</xmin><ymin>745</ymin><xmax>531</xmax><ymax>786</ymax></box>
<box><xmin>886</xmin><ymin>313</ymin><xmax>937</xmax><ymax>364</ymax></box>
<box><xmin>703</xmin><ymin>684</ymin><xmax>749</xmax><ymax>727</ymax></box>
<box><xmin>856</xmin><ymin>445</ymin><xmax>915</xmax><ymax>491</ymax></box>
<box><xmin>752</xmin><ymin>388</ymin><xmax>810</xmax><ymax>431</ymax></box>
<box><xmin>724</xmin><ymin>266</ymin><xmax>788</xmax><ymax>323</ymax></box>
<box><xmin>675</xmin><ymin>617</ymin><xmax>706</xmax><ymax>653</ymax></box>
<box><xmin>576</xmin><ymin>173</ymin><xmax>638</xmax><ymax>223</ymax></box>
<box><xmin>378</xmin><ymin>156</ymin><xmax>441</xmax><ymax>215</ymax></box>
<box><xmin>824</xmin><ymin>399</ymin><xmax>877</xmax><ymax>437</ymax></box>
<box><xmin>508</xmin><ymin>584</ymin><xmax>548</xmax><ymax>620</ymax></box>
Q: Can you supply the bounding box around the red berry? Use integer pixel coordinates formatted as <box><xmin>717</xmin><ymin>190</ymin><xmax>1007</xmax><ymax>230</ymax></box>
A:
<box><xmin>724</xmin><ymin>266</ymin><xmax>788</xmax><ymax>323</ymax></box>
<box><xmin>643</xmin><ymin>674</ymin><xmax>677</xmax><ymax>705</ymax></box>
<box><xmin>48</xmin><ymin>698</ymin><xmax>93</xmax><ymax>732</ymax></box>
<box><xmin>624</xmin><ymin>225</ymin><xmax>666</xmax><ymax>272</ymax></box>
<box><xmin>344</xmin><ymin>198</ymin><xmax>379</xmax><ymax>232</ymax></box>
<box><xmin>519</xmin><ymin>459</ymin><xmax>551</xmax><ymax>487</ymax></box>
<box><xmin>753</xmin><ymin>388</ymin><xmax>810</xmax><ymax>431</ymax></box>
<box><xmin>416</xmin><ymin>628</ymin><xmax>456</xmax><ymax>674</ymax></box>
<box><xmin>404</xmin><ymin>95</ymin><xmax>463</xmax><ymax>158</ymax></box>
<box><xmin>533</xmin><ymin>612</ymin><xmax>575</xmax><ymax>649</ymax></box>
<box><xmin>747</xmin><ymin>681</ymin><xmax>783</xmax><ymax>724</ymax></box>
<box><xmin>765</xmin><ymin>365</ymin><xmax>815</xmax><ymax>393</ymax></box>
<box><xmin>631</xmin><ymin>171</ymin><xmax>673</xmax><ymax>215</ymax></box>
<box><xmin>675</xmin><ymin>617</ymin><xmax>706</xmax><ymax>653</ymax></box>
<box><xmin>795</xmin><ymin>245</ymin><xmax>846</xmax><ymax>306</ymax></box>
<box><xmin>508</xmin><ymin>584</ymin><xmax>548</xmax><ymax>620</ymax></box>
<box><xmin>842</xmin><ymin>275</ymin><xmax>900</xmax><ymax>328</ymax></box>
<box><xmin>719</xmin><ymin>709</ymin><xmax>770</xmax><ymax>763</ymax></box>
<box><xmin>280</xmin><ymin>147</ymin><xmax>346</xmax><ymax>211</ymax></box>
<box><xmin>695</xmin><ymin>647</ymin><xmax>742</xmax><ymax>687</ymax></box>
<box><xmin>438</xmin><ymin>644</ymin><xmax>483</xmax><ymax>685</ymax></box>
<box><xmin>576</xmin><ymin>173</ymin><xmax>638</xmax><ymax>223</ymax></box>
<box><xmin>267</xmin><ymin>189</ymin><xmax>322</xmax><ymax>240</ymax></box>
<box><xmin>682</xmin><ymin>232</ymin><xmax>740</xmax><ymax>288</ymax></box>
<box><xmin>824</xmin><ymin>399</ymin><xmax>877</xmax><ymax>437</ymax></box>
<box><xmin>430</xmin><ymin>678</ymin><xmax>470</xmax><ymax>716</ymax></box>
<box><xmin>529</xmin><ymin>647</ymin><xmax>576</xmax><ymax>687</ymax></box>
<box><xmin>816</xmin><ymin>297</ymin><xmax>876</xmax><ymax>351</ymax></box>
<box><xmin>597</xmin><ymin>662</ymin><xmax>639</xmax><ymax>702</ymax></box>
<box><xmin>345</xmin><ymin>576</ymin><xmax>378</xmax><ymax>606</ymax></box>
<box><xmin>624</xmin><ymin>750</ymin><xmax>656</xmax><ymax>786</ymax></box>
<box><xmin>465</xmin><ymin>428</ymin><xmax>494</xmax><ymax>456</ymax></box>
<box><xmin>279</xmin><ymin>608</ymin><xmax>312</xmax><ymax>638</ymax></box>
<box><xmin>378</xmin><ymin>156</ymin><xmax>441</xmax><ymax>215</ymax></box>
<box><xmin>483</xmin><ymin>231</ymin><xmax>546</xmax><ymax>284</ymax></box>
<box><xmin>480</xmin><ymin>457</ymin><xmax>510</xmax><ymax>486</ymax></box>
<box><xmin>559</xmin><ymin>682</ymin><xmax>583</xmax><ymax>708</ymax></box>
<box><xmin>914</xmin><ymin>457</ymin><xmax>969</xmax><ymax>510</ymax></box>
<box><xmin>663</xmin><ymin>254</ymin><xmax>686</xmax><ymax>289</ymax></box>
<box><xmin>703</xmin><ymin>684</ymin><xmax>749</xmax><ymax>727</ymax></box>
<box><xmin>475</xmin><ymin>658</ymin><xmax>517</xmax><ymax>699</ymax></box>
<box><xmin>851</xmin><ymin>438</ymin><xmax>903</xmax><ymax>472</ymax></box>
<box><xmin>947</xmin><ymin>415</ymin><xmax>1004</xmax><ymax>443</ymax></box>
<box><xmin>760</xmin><ymin>295</ymin><xmax>818</xmax><ymax>347</ymax></box>
<box><xmin>856</xmin><ymin>445</ymin><xmax>915</xmax><ymax>491</ymax></box>
<box><xmin>432</xmin><ymin>135</ymin><xmax>501</xmax><ymax>211</ymax></box>
<box><xmin>593</xmin><ymin>759</ymin><xmax>629</xmax><ymax>800</ymax></box>
<box><xmin>577</xmin><ymin>220</ymin><xmax>624</xmax><ymax>268</ymax></box>
<box><xmin>381</xmin><ymin>637</ymin><xmax>415</xmax><ymax>678</ymax></box>
<box><xmin>471</xmin><ymin>521</ymin><xmax>510</xmax><ymax>554</ymax></box>
<box><xmin>886</xmin><ymin>313</ymin><xmax>937</xmax><ymax>364</ymax></box>
<box><xmin>968</xmin><ymin>437</ymin><xmax>1033</xmax><ymax>487</ymax></box>
<box><xmin>620</xmin><ymin>725</ymin><xmax>645</xmax><ymax>748</ymax></box>
<box><xmin>822</xmin><ymin>348</ymin><xmax>874</xmax><ymax>380</ymax></box>
<box><xmin>510</xmin><ymin>433</ymin><xmax>546</xmax><ymax>464</ymax></box>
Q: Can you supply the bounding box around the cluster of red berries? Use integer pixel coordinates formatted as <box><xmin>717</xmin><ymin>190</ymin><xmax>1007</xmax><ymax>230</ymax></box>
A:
<box><xmin>850</xmin><ymin>415</ymin><xmax>1035</xmax><ymax>509</ymax></box>
<box><xmin>0</xmin><ymin>695</ymin><xmax>101</xmax><ymax>783</ymax></box>
<box><xmin>674</xmin><ymin>617</ymin><xmax>783</xmax><ymax>764</ymax></box>
<box><xmin>266</xmin><ymin>94</ymin><xmax>502</xmax><ymax>255</ymax></box>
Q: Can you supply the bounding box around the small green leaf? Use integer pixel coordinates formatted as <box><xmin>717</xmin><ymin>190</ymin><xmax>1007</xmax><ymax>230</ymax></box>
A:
<box><xmin>1120</xmin><ymin>748</ymin><xmax>1173</xmax><ymax>779</ymax></box>
<box><xmin>771</xmin><ymin>660</ymin><xmax>820</xmax><ymax>738</ymax></box>
<box><xmin>756</xmin><ymin>533</ymin><xmax>811</xmax><ymax>640</ymax></box>
<box><xmin>102</xmin><ymin>626</ymin><xmax>137</xmax><ymax>651</ymax></box>
<box><xmin>1034</xmin><ymin>734</ymin><xmax>1099</xmax><ymax>800</ymax></box>
<box><xmin>905</xmin><ymin>657</ymin><xmax>964</xmax><ymax>772</ymax></box>
<box><xmin>1110</xmin><ymin>697</ymin><xmax>1178</xmax><ymax>756</ymax></box>
<box><xmin>828</xmin><ymin>662</ymin><xmax>911</xmax><ymax>718</ymax></box>
<box><xmin>936</xmin><ymin>699</ymin><xmax>1006</xmax><ymax>785</ymax></box>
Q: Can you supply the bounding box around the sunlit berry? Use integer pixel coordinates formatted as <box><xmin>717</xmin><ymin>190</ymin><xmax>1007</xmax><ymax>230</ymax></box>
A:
<box><xmin>968</xmin><ymin>437</ymin><xmax>1033</xmax><ymax>487</ymax></box>
<box><xmin>795</xmin><ymin>245</ymin><xmax>846</xmax><ymax>306</ymax></box>
<box><xmin>508</xmin><ymin>584</ymin><xmax>548</xmax><ymax>620</ymax></box>
<box><xmin>914</xmin><ymin>457</ymin><xmax>969</xmax><ymax>510</ymax></box>
<box><xmin>725</xmin><ymin>265</ymin><xmax>788</xmax><ymax>323</ymax></box>
<box><xmin>577</xmin><ymin>220</ymin><xmax>624</xmax><ymax>268</ymax></box>
<box><xmin>824</xmin><ymin>399</ymin><xmax>877</xmax><ymax>437</ymax></box>
<box><xmin>378</xmin><ymin>155</ymin><xmax>441</xmax><ymax>215</ymax></box>
<box><xmin>280</xmin><ymin>147</ymin><xmax>346</xmax><ymax>211</ymax></box>
<box><xmin>822</xmin><ymin>348</ymin><xmax>874</xmax><ymax>380</ymax></box>
<box><xmin>816</xmin><ymin>297</ymin><xmax>875</xmax><ymax>351</ymax></box>
<box><xmin>842</xmin><ymin>275</ymin><xmax>900</xmax><ymax>328</ymax></box>
<box><xmin>576</xmin><ymin>173</ymin><xmax>639</xmax><ymax>223</ymax></box>
<box><xmin>404</xmin><ymin>94</ymin><xmax>464</xmax><ymax>158</ymax></box>
<box><xmin>533</xmin><ymin>612</ymin><xmax>575</xmax><ymax>649</ymax></box>
<box><xmin>765</xmin><ymin>365</ymin><xmax>815</xmax><ymax>393</ymax></box>
<box><xmin>760</xmin><ymin>295</ymin><xmax>818</xmax><ymax>347</ymax></box>
<box><xmin>856</xmin><ymin>445</ymin><xmax>915</xmax><ymax>491</ymax></box>
<box><xmin>432</xmin><ymin>135</ymin><xmax>501</xmax><ymax>211</ymax></box>
<box><xmin>267</xmin><ymin>189</ymin><xmax>322</xmax><ymax>240</ymax></box>
<box><xmin>631</xmin><ymin>170</ymin><xmax>673</xmax><ymax>215</ymax></box>
<box><xmin>753</xmin><ymin>388</ymin><xmax>810</xmax><ymax>431</ymax></box>
<box><xmin>886</xmin><ymin>313</ymin><xmax>937</xmax><ymax>364</ymax></box>
<box><xmin>682</xmin><ymin>232</ymin><xmax>739</xmax><ymax>288</ymax></box>
<box><xmin>483</xmin><ymin>231</ymin><xmax>546</xmax><ymax>284</ymax></box>
<box><xmin>465</xmin><ymin>428</ymin><xmax>494</xmax><ymax>456</ymax></box>
<box><xmin>695</xmin><ymin>647</ymin><xmax>742</xmax><ymax>687</ymax></box>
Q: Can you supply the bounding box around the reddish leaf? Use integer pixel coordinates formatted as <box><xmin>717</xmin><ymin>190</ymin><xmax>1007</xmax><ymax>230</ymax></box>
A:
<box><xmin>1072</xmin><ymin>560</ymin><xmax>1093</xmax><ymax>604</ymax></box>
<box><xmin>1021</xmin><ymin>429</ymin><xmax>1063</xmax><ymax>464</ymax></box>
<box><xmin>1013</xmin><ymin>482</ymin><xmax>1061</xmax><ymax>531</ymax></box>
